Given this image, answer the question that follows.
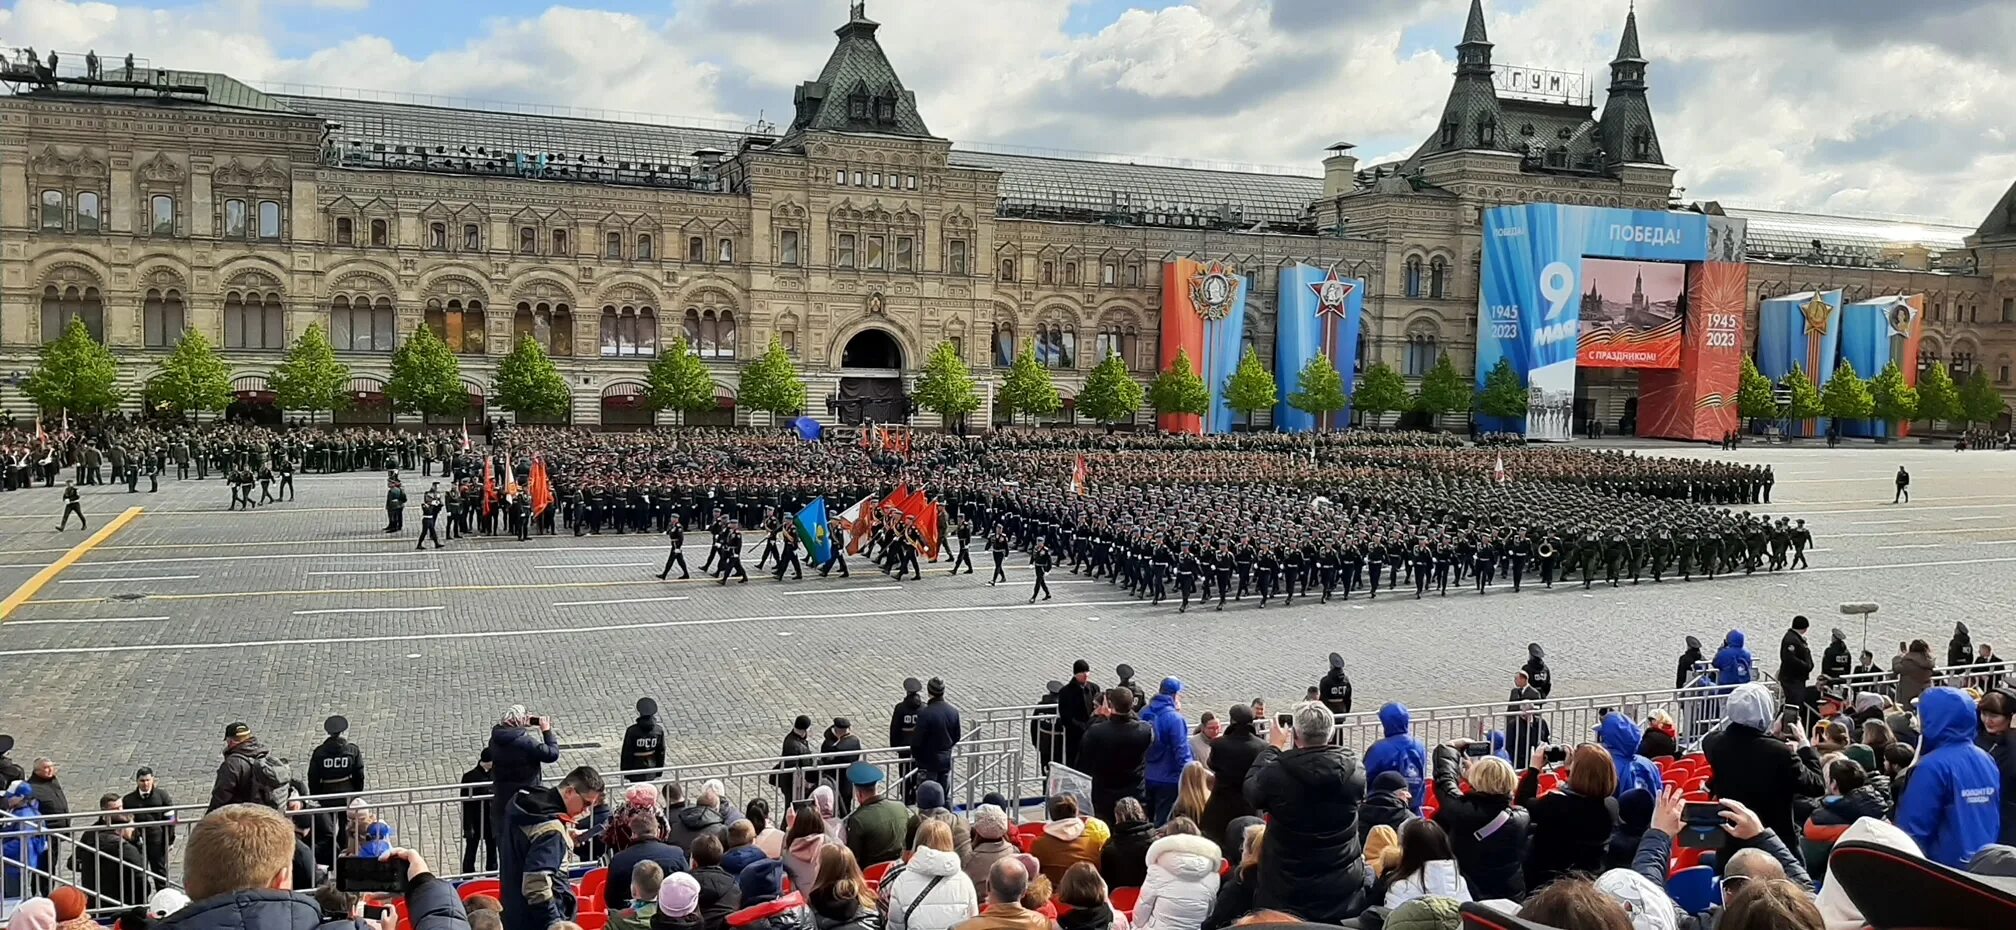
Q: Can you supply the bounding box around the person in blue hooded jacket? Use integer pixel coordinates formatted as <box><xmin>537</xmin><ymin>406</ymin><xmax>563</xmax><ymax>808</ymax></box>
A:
<box><xmin>1893</xmin><ymin>686</ymin><xmax>2002</xmax><ymax>868</ymax></box>
<box><xmin>1712</xmin><ymin>630</ymin><xmax>1754</xmax><ymax>692</ymax></box>
<box><xmin>1596</xmin><ymin>712</ymin><xmax>1663</xmax><ymax>798</ymax></box>
<box><xmin>1362</xmin><ymin>702</ymin><xmax>1428</xmax><ymax>814</ymax></box>
<box><xmin>1142</xmin><ymin>677</ymin><xmax>1194</xmax><ymax>823</ymax></box>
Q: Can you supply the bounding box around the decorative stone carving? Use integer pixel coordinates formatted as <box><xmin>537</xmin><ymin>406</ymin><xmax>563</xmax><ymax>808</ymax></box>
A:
<box><xmin>33</xmin><ymin>145</ymin><xmax>109</xmax><ymax>179</ymax></box>
<box><xmin>137</xmin><ymin>151</ymin><xmax>183</xmax><ymax>183</ymax></box>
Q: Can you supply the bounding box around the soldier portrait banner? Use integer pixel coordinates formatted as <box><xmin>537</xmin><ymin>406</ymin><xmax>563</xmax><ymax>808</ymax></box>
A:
<box><xmin>1158</xmin><ymin>258</ymin><xmax>1249</xmax><ymax>435</ymax></box>
<box><xmin>1275</xmin><ymin>263</ymin><xmax>1365</xmax><ymax>432</ymax></box>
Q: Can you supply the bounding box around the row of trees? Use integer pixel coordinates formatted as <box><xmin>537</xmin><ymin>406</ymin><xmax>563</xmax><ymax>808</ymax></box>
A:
<box><xmin>1734</xmin><ymin>355</ymin><xmax>2007</xmax><ymax>431</ymax></box>
<box><xmin>19</xmin><ymin>317</ymin><xmax>2010</xmax><ymax>433</ymax></box>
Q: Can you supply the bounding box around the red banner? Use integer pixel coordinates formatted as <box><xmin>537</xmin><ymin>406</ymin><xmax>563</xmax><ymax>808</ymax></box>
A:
<box><xmin>1638</xmin><ymin>263</ymin><xmax>1748</xmax><ymax>441</ymax></box>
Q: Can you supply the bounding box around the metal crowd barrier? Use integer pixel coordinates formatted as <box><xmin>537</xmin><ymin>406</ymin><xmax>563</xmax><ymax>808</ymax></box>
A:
<box><xmin>4</xmin><ymin>660</ymin><xmax>2007</xmax><ymax>916</ymax></box>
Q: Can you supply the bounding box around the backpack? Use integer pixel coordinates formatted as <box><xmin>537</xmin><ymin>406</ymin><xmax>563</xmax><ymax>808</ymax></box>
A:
<box><xmin>253</xmin><ymin>754</ymin><xmax>293</xmax><ymax>807</ymax></box>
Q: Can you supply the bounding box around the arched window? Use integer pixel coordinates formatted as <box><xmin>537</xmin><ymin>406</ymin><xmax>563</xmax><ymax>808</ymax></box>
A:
<box><xmin>429</xmin><ymin>223</ymin><xmax>447</xmax><ymax>249</ymax></box>
<box><xmin>224</xmin><ymin>199</ymin><xmax>248</xmax><ymax>238</ymax></box>
<box><xmin>999</xmin><ymin>258</ymin><xmax>1016</xmax><ymax>282</ymax></box>
<box><xmin>150</xmin><ymin>195</ymin><xmax>176</xmax><ymax>236</ymax></box>
<box><xmin>370</xmin><ymin>219</ymin><xmax>388</xmax><ymax>247</ymax></box>
<box><xmin>41</xmin><ymin>285</ymin><xmax>105</xmax><ymax>343</ymax></box>
<box><xmin>688</xmin><ymin>236</ymin><xmax>705</xmax><ymax>263</ymax></box>
<box><xmin>1404</xmin><ymin>329</ymin><xmax>1440</xmax><ymax>378</ymax></box>
<box><xmin>40</xmin><ymin>190</ymin><xmax>65</xmax><ymax>230</ymax></box>
<box><xmin>143</xmin><ymin>288</ymin><xmax>186</xmax><ymax>347</ymax></box>
<box><xmin>638</xmin><ymin>234</ymin><xmax>654</xmax><ymax>260</ymax></box>
<box><xmin>600</xmin><ymin>305</ymin><xmax>659</xmax><ymax>357</ymax></box>
<box><xmin>1404</xmin><ymin>257</ymin><xmax>1424</xmax><ymax>298</ymax></box>
<box><xmin>335</xmin><ymin>217</ymin><xmax>354</xmax><ymax>246</ymax></box>
<box><xmin>606</xmin><ymin>232</ymin><xmax>623</xmax><ymax>259</ymax></box>
<box><xmin>76</xmin><ymin>192</ymin><xmax>101</xmax><ymax>233</ymax></box>
<box><xmin>225</xmin><ymin>290</ymin><xmax>285</xmax><ymax>350</ymax></box>
<box><xmin>519</xmin><ymin>227</ymin><xmax>536</xmax><ymax>254</ymax></box>
<box><xmin>1095</xmin><ymin>321</ymin><xmax>1138</xmax><ymax>370</ymax></box>
<box><xmin>991</xmin><ymin>322</ymin><xmax>1015</xmax><ymax>368</ymax></box>
<box><xmin>551</xmin><ymin>229</ymin><xmax>569</xmax><ymax>255</ymax></box>
<box><xmin>257</xmin><ymin>200</ymin><xmax>282</xmax><ymax>240</ymax></box>
<box><xmin>1429</xmin><ymin>257</ymin><xmax>1448</xmax><ymax>299</ymax></box>
<box><xmin>425</xmin><ymin>298</ymin><xmax>487</xmax><ymax>355</ymax></box>
<box><xmin>330</xmin><ymin>295</ymin><xmax>396</xmax><ymax>352</ymax></box>
<box><xmin>513</xmin><ymin>301</ymin><xmax>574</xmax><ymax>356</ymax></box>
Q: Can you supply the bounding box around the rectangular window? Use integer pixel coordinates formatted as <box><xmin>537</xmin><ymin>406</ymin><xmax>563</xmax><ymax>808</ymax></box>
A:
<box><xmin>2004</xmin><ymin>298</ymin><xmax>2014</xmax><ymax>324</ymax></box>
<box><xmin>224</xmin><ymin>199</ymin><xmax>247</xmax><ymax>238</ymax></box>
<box><xmin>780</xmin><ymin>229</ymin><xmax>802</xmax><ymax>266</ymax></box>
<box><xmin>371</xmin><ymin>219</ymin><xmax>388</xmax><ymax>247</ymax></box>
<box><xmin>151</xmin><ymin>195</ymin><xmax>176</xmax><ymax>236</ymax></box>
<box><xmin>781</xmin><ymin>330</ymin><xmax>798</xmax><ymax>355</ymax></box>
<box><xmin>948</xmin><ymin>239</ymin><xmax>968</xmax><ymax>276</ymax></box>
<box><xmin>688</xmin><ymin>236</ymin><xmax>705</xmax><ymax>263</ymax></box>
<box><xmin>76</xmin><ymin>192</ymin><xmax>100</xmax><ymax>233</ymax></box>
<box><xmin>1103</xmin><ymin>263</ymin><xmax>1116</xmax><ymax>285</ymax></box>
<box><xmin>1065</xmin><ymin>263</ymin><xmax>1078</xmax><ymax>285</ymax></box>
<box><xmin>871</xmin><ymin>173</ymin><xmax>882</xmax><ymax>188</ymax></box>
<box><xmin>866</xmin><ymin>235</ymin><xmax>886</xmax><ymax>270</ymax></box>
<box><xmin>520</xmin><ymin>227</ymin><xmax>536</xmax><ymax>254</ymax></box>
<box><xmin>1127</xmin><ymin>264</ymin><xmax>1140</xmax><ymax>286</ymax></box>
<box><xmin>950</xmin><ymin>336</ymin><xmax>962</xmax><ymax>358</ymax></box>
<box><xmin>638</xmin><ymin>234</ymin><xmax>653</xmax><ymax>260</ymax></box>
<box><xmin>1041</xmin><ymin>261</ymin><xmax>1054</xmax><ymax>285</ymax></box>
<box><xmin>837</xmin><ymin>233</ymin><xmax>857</xmax><ymax>268</ymax></box>
<box><xmin>431</xmin><ymin>223</ymin><xmax>447</xmax><ymax>249</ymax></box>
<box><xmin>887</xmin><ymin>174</ymin><xmax>899</xmax><ymax>189</ymax></box>
<box><xmin>852</xmin><ymin>171</ymin><xmax>865</xmax><ymax>186</ymax></box>
<box><xmin>462</xmin><ymin>223</ymin><xmax>480</xmax><ymax>251</ymax></box>
<box><xmin>40</xmin><ymin>190</ymin><xmax>65</xmax><ymax>230</ymax></box>
<box><xmin>552</xmin><ymin>228</ymin><xmax>568</xmax><ymax>255</ymax></box>
<box><xmin>835</xmin><ymin>169</ymin><xmax>846</xmax><ymax>185</ymax></box>
<box><xmin>906</xmin><ymin>175</ymin><xmax>916</xmax><ymax>190</ymax></box>
<box><xmin>895</xmin><ymin>236</ymin><xmax>914</xmax><ymax>271</ymax></box>
<box><xmin>257</xmin><ymin>200</ymin><xmax>281</xmax><ymax>240</ymax></box>
<box><xmin>336</xmin><ymin>217</ymin><xmax>354</xmax><ymax>246</ymax></box>
<box><xmin>718</xmin><ymin>238</ymin><xmax>733</xmax><ymax>263</ymax></box>
<box><xmin>606</xmin><ymin>232</ymin><xmax>623</xmax><ymax>259</ymax></box>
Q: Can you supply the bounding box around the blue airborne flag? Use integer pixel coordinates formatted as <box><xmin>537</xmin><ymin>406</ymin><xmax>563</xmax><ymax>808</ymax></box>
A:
<box><xmin>795</xmin><ymin>497</ymin><xmax>834</xmax><ymax>566</ymax></box>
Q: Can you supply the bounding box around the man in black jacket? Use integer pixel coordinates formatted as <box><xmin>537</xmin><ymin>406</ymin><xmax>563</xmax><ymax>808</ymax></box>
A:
<box><xmin>620</xmin><ymin>698</ymin><xmax>666</xmax><ymax>782</ymax></box>
<box><xmin>1198</xmin><ymin>704</ymin><xmax>1265</xmax><ymax>858</ymax></box>
<box><xmin>121</xmin><ymin>768</ymin><xmax>175</xmax><ymax>890</ymax></box>
<box><xmin>1522</xmin><ymin>643</ymin><xmax>1553</xmax><ymax>698</ymax></box>
<box><xmin>1242</xmin><ymin>701</ymin><xmax>1368</xmax><ymax>923</ymax></box>
<box><xmin>459</xmin><ymin>749</ymin><xmax>495</xmax><ymax>874</ymax></box>
<box><xmin>1318</xmin><ymin>653</ymin><xmax>1353</xmax><ymax>715</ymax></box>
<box><xmin>1778</xmin><ymin>615</ymin><xmax>1816</xmax><ymax>724</ymax></box>
<box><xmin>1058</xmin><ymin>660</ymin><xmax>1100</xmax><ymax>770</ymax></box>
<box><xmin>820</xmin><ymin>718</ymin><xmax>864</xmax><ymax>814</ymax></box>
<box><xmin>1078</xmin><ymin>688</ymin><xmax>1152</xmax><ymax>823</ymax></box>
<box><xmin>1675</xmin><ymin>635</ymin><xmax>1705</xmax><ymax>689</ymax></box>
<box><xmin>307</xmin><ymin>715</ymin><xmax>365</xmax><ymax>863</ymax></box>
<box><xmin>771</xmin><ymin>716</ymin><xmax>815</xmax><ymax>803</ymax></box>
<box><xmin>889</xmin><ymin>678</ymin><xmax>923</xmax><ymax>802</ymax></box>
<box><xmin>909</xmin><ymin>678</ymin><xmax>961</xmax><ymax>795</ymax></box>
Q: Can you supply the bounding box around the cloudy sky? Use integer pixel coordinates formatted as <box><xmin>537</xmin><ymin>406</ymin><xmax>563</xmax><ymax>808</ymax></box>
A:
<box><xmin>4</xmin><ymin>0</ymin><xmax>2010</xmax><ymax>226</ymax></box>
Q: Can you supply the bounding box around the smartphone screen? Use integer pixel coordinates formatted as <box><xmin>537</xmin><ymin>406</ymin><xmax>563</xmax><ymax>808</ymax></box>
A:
<box><xmin>336</xmin><ymin>856</ymin><xmax>408</xmax><ymax>894</ymax></box>
<box><xmin>362</xmin><ymin>904</ymin><xmax>389</xmax><ymax>920</ymax></box>
<box><xmin>1678</xmin><ymin>801</ymin><xmax>1727</xmax><ymax>851</ymax></box>
<box><xmin>1275</xmin><ymin>713</ymin><xmax>1294</xmax><ymax>730</ymax></box>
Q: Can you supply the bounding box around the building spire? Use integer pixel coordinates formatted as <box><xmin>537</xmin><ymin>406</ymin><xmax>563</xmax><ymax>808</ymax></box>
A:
<box><xmin>849</xmin><ymin>0</ymin><xmax>867</xmax><ymax>23</ymax></box>
<box><xmin>1462</xmin><ymin>0</ymin><xmax>1490</xmax><ymax>46</ymax></box>
<box><xmin>1614</xmin><ymin>4</ymin><xmax>1644</xmax><ymax>62</ymax></box>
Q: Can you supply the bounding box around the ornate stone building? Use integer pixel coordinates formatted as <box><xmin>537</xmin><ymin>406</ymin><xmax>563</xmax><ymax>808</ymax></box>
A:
<box><xmin>1</xmin><ymin>0</ymin><xmax>2011</xmax><ymax>429</ymax></box>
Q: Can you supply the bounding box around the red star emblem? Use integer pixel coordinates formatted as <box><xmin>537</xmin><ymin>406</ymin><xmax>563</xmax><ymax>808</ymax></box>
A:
<box><xmin>1309</xmin><ymin>270</ymin><xmax>1356</xmax><ymax>319</ymax></box>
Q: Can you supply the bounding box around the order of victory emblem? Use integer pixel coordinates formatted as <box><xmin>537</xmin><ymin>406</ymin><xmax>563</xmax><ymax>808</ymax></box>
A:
<box><xmin>1885</xmin><ymin>301</ymin><xmax>1918</xmax><ymax>337</ymax></box>
<box><xmin>1189</xmin><ymin>263</ymin><xmax>1238</xmax><ymax>321</ymax></box>
<box><xmin>1799</xmin><ymin>293</ymin><xmax>1834</xmax><ymax>337</ymax></box>
<box><xmin>1309</xmin><ymin>270</ymin><xmax>1356</xmax><ymax>318</ymax></box>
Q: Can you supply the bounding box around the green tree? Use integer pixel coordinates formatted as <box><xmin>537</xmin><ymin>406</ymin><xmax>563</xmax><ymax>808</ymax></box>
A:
<box><xmin>1960</xmin><ymin>368</ymin><xmax>2008</xmax><ymax>427</ymax></box>
<box><xmin>270</xmin><ymin>323</ymin><xmax>350</xmax><ymax>423</ymax></box>
<box><xmin>1287</xmin><ymin>354</ymin><xmax>1349</xmax><ymax>425</ymax></box>
<box><xmin>1414</xmin><ymin>352</ymin><xmax>1469</xmax><ymax>426</ymax></box>
<box><xmin>1784</xmin><ymin>364</ymin><xmax>1823</xmax><ymax>421</ymax></box>
<box><xmin>1148</xmin><ymin>349</ymin><xmax>1209</xmax><ymax>419</ymax></box>
<box><xmin>1868</xmin><ymin>360</ymin><xmax>1918</xmax><ymax>432</ymax></box>
<box><xmin>997</xmin><ymin>346</ymin><xmax>1062</xmax><ymax>425</ymax></box>
<box><xmin>385</xmin><ymin>324</ymin><xmax>467</xmax><ymax>418</ymax></box>
<box><xmin>645</xmin><ymin>335</ymin><xmax>717</xmax><ymax>425</ymax></box>
<box><xmin>738</xmin><ymin>335</ymin><xmax>806</xmax><ymax>426</ymax></box>
<box><xmin>911</xmin><ymin>340</ymin><xmax>982</xmax><ymax>430</ymax></box>
<box><xmin>494</xmin><ymin>335</ymin><xmax>573</xmax><ymax>421</ymax></box>
<box><xmin>22</xmin><ymin>317</ymin><xmax>122</xmax><ymax>417</ymax></box>
<box><xmin>149</xmin><ymin>327</ymin><xmax>232</xmax><ymax>420</ymax></box>
<box><xmin>1915</xmin><ymin>362</ymin><xmax>1961</xmax><ymax>425</ymax></box>
<box><xmin>1820</xmin><ymin>360</ymin><xmax>1874</xmax><ymax>421</ymax></box>
<box><xmin>1222</xmin><ymin>346</ymin><xmax>1277</xmax><ymax>427</ymax></box>
<box><xmin>1737</xmin><ymin>355</ymin><xmax>1777</xmax><ymax>421</ymax></box>
<box><xmin>1474</xmin><ymin>357</ymin><xmax>1529</xmax><ymax>419</ymax></box>
<box><xmin>1352</xmin><ymin>361</ymin><xmax>1408</xmax><ymax>430</ymax></box>
<box><xmin>1078</xmin><ymin>350</ymin><xmax>1143</xmax><ymax>430</ymax></box>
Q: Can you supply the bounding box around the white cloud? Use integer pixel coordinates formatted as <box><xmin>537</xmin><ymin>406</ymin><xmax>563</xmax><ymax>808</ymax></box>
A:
<box><xmin>3</xmin><ymin>0</ymin><xmax>2010</xmax><ymax>224</ymax></box>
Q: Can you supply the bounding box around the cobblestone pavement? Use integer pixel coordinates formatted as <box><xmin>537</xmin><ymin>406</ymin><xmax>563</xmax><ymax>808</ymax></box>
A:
<box><xmin>0</xmin><ymin>443</ymin><xmax>2011</xmax><ymax>797</ymax></box>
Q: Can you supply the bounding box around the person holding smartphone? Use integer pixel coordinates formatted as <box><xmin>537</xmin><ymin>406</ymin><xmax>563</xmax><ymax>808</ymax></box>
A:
<box><xmin>487</xmin><ymin>706</ymin><xmax>561</xmax><ymax>843</ymax></box>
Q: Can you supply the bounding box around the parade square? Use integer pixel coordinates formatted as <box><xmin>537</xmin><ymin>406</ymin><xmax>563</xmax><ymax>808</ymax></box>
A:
<box><xmin>1</xmin><ymin>441</ymin><xmax>2010</xmax><ymax>795</ymax></box>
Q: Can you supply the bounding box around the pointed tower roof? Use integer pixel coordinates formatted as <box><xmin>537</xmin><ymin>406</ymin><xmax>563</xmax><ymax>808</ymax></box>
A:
<box><xmin>1615</xmin><ymin>8</ymin><xmax>1644</xmax><ymax>61</ymax></box>
<box><xmin>1462</xmin><ymin>0</ymin><xmax>1490</xmax><ymax>45</ymax></box>
<box><xmin>784</xmin><ymin>2</ymin><xmax>936</xmax><ymax>142</ymax></box>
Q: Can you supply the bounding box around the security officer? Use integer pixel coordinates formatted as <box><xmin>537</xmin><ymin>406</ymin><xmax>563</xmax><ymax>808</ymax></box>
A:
<box><xmin>1318</xmin><ymin>652</ymin><xmax>1353</xmax><ymax>715</ymax></box>
<box><xmin>657</xmin><ymin>521</ymin><xmax>689</xmax><ymax>580</ymax></box>
<box><xmin>307</xmin><ymin>715</ymin><xmax>365</xmax><ymax>865</ymax></box>
<box><xmin>620</xmin><ymin>697</ymin><xmax>666</xmax><ymax>782</ymax></box>
<box><xmin>1115</xmin><ymin>664</ymin><xmax>1147</xmax><ymax>712</ymax></box>
<box><xmin>948</xmin><ymin>517</ymin><xmax>974</xmax><ymax>575</ymax></box>
<box><xmin>889</xmin><ymin>678</ymin><xmax>924</xmax><ymax>802</ymax></box>
<box><xmin>417</xmin><ymin>482</ymin><xmax>445</xmax><ymax>550</ymax></box>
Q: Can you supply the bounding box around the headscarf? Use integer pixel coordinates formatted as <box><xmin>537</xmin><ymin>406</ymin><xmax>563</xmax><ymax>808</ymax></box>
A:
<box><xmin>1817</xmin><ymin>818</ymin><xmax>1920</xmax><ymax>930</ymax></box>
<box><xmin>811</xmin><ymin>784</ymin><xmax>836</xmax><ymax>821</ymax></box>
<box><xmin>1594</xmin><ymin>868</ymin><xmax>1679</xmax><ymax>930</ymax></box>
<box><xmin>501</xmin><ymin>704</ymin><xmax>530</xmax><ymax>728</ymax></box>
<box><xmin>1725</xmin><ymin>682</ymin><xmax>1776</xmax><ymax>730</ymax></box>
<box><xmin>9</xmin><ymin>898</ymin><xmax>57</xmax><ymax>930</ymax></box>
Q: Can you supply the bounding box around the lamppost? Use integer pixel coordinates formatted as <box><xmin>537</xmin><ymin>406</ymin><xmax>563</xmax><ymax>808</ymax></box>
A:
<box><xmin>1840</xmin><ymin>601</ymin><xmax>1878</xmax><ymax>654</ymax></box>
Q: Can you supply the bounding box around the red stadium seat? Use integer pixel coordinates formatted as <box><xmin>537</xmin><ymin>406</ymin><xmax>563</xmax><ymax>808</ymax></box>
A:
<box><xmin>578</xmin><ymin>867</ymin><xmax>609</xmax><ymax>912</ymax></box>
<box><xmin>458</xmin><ymin>879</ymin><xmax>501</xmax><ymax>902</ymax></box>
<box><xmin>578</xmin><ymin>910</ymin><xmax>608</xmax><ymax>930</ymax></box>
<box><xmin>863</xmin><ymin>861</ymin><xmax>896</xmax><ymax>890</ymax></box>
<box><xmin>1670</xmin><ymin>845</ymin><xmax>1705</xmax><ymax>876</ymax></box>
<box><xmin>1684</xmin><ymin>775</ymin><xmax>1711</xmax><ymax>795</ymax></box>
<box><xmin>1110</xmin><ymin>887</ymin><xmax>1140</xmax><ymax>918</ymax></box>
<box><xmin>728</xmin><ymin>893</ymin><xmax>805</xmax><ymax>928</ymax></box>
<box><xmin>1013</xmin><ymin>822</ymin><xmax>1047</xmax><ymax>852</ymax></box>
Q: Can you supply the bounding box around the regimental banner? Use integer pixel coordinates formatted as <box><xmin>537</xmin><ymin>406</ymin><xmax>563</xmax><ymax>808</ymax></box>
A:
<box><xmin>1756</xmin><ymin>289</ymin><xmax>1844</xmax><ymax>438</ymax></box>
<box><xmin>1159</xmin><ymin>258</ymin><xmax>1249</xmax><ymax>434</ymax></box>
<box><xmin>1840</xmin><ymin>294</ymin><xmax>1926</xmax><ymax>438</ymax></box>
<box><xmin>1575</xmin><ymin>258</ymin><xmax>1685</xmax><ymax>369</ymax></box>
<box><xmin>1639</xmin><ymin>263</ymin><xmax>1748</xmax><ymax>441</ymax></box>
<box><xmin>1275</xmin><ymin>263</ymin><xmax>1365</xmax><ymax>432</ymax></box>
<box><xmin>1476</xmin><ymin>204</ymin><xmax>1709</xmax><ymax>441</ymax></box>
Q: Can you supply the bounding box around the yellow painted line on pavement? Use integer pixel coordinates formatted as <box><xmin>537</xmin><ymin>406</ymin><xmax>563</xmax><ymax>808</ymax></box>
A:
<box><xmin>0</xmin><ymin>507</ymin><xmax>144</xmax><ymax>621</ymax></box>
<box><xmin>23</xmin><ymin>570</ymin><xmax>895</xmax><ymax>606</ymax></box>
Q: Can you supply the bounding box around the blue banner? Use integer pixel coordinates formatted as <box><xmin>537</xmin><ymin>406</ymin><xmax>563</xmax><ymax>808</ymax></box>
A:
<box><xmin>795</xmin><ymin>497</ymin><xmax>833</xmax><ymax>566</ymax></box>
<box><xmin>1275</xmin><ymin>263</ymin><xmax>1365</xmax><ymax>432</ymax></box>
<box><xmin>1755</xmin><ymin>290</ymin><xmax>1843</xmax><ymax>437</ymax></box>
<box><xmin>1840</xmin><ymin>298</ymin><xmax>1895</xmax><ymax>438</ymax></box>
<box><xmin>1201</xmin><ymin>274</ymin><xmax>1249</xmax><ymax>435</ymax></box>
<box><xmin>1476</xmin><ymin>204</ymin><xmax>1710</xmax><ymax>439</ymax></box>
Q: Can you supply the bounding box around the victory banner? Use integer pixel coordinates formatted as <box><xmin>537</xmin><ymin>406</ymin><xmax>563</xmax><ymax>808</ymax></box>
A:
<box><xmin>1839</xmin><ymin>295</ymin><xmax>1925</xmax><ymax>438</ymax></box>
<box><xmin>1275</xmin><ymin>263</ymin><xmax>1365</xmax><ymax>432</ymax></box>
<box><xmin>1757</xmin><ymin>290</ymin><xmax>1843</xmax><ymax>437</ymax></box>
<box><xmin>1476</xmin><ymin>204</ymin><xmax>1708</xmax><ymax>441</ymax></box>
<box><xmin>1638</xmin><ymin>262</ymin><xmax>1748</xmax><ymax>441</ymax></box>
<box><xmin>1158</xmin><ymin>258</ymin><xmax>1249</xmax><ymax>434</ymax></box>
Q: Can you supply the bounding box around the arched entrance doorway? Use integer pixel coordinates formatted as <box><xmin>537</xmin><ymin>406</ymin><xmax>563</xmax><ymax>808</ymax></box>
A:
<box><xmin>225</xmin><ymin>375</ymin><xmax>282</xmax><ymax>425</ymax></box>
<box><xmin>333</xmin><ymin>376</ymin><xmax>392</xmax><ymax>425</ymax></box>
<box><xmin>600</xmin><ymin>381</ymin><xmax>654</xmax><ymax>430</ymax></box>
<box><xmin>837</xmin><ymin>328</ymin><xmax>906</xmax><ymax>425</ymax></box>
